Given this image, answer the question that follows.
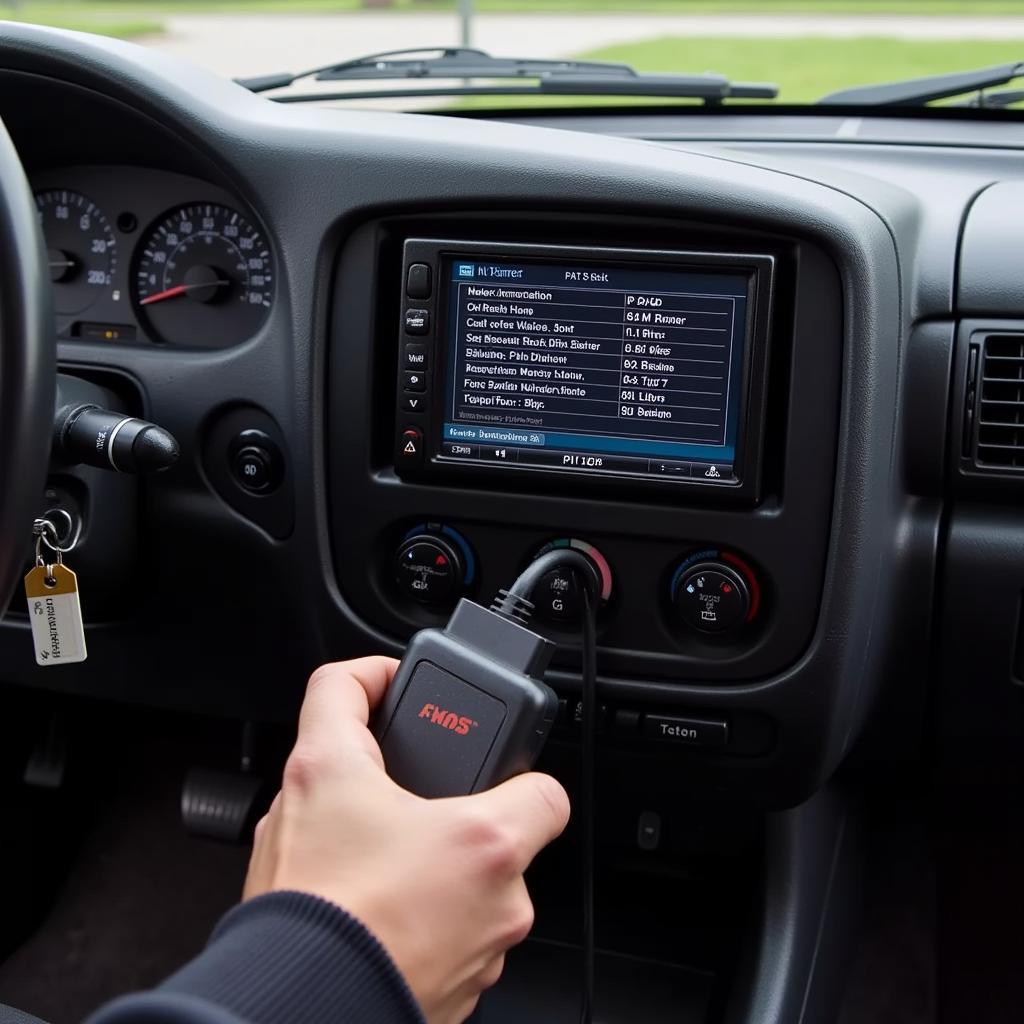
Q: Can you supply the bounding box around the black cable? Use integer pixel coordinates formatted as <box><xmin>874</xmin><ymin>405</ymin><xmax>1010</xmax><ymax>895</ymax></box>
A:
<box><xmin>491</xmin><ymin>548</ymin><xmax>601</xmax><ymax>624</ymax></box>
<box><xmin>491</xmin><ymin>548</ymin><xmax>600</xmax><ymax>1024</ymax></box>
<box><xmin>579</xmin><ymin>583</ymin><xmax>597</xmax><ymax>1024</ymax></box>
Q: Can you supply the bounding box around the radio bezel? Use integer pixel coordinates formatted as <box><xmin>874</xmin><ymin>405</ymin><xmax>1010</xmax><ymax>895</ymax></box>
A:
<box><xmin>394</xmin><ymin>239</ymin><xmax>775</xmax><ymax>502</ymax></box>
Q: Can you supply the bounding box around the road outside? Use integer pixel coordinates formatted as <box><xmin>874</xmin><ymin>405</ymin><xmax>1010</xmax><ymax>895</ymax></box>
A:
<box><xmin>144</xmin><ymin>11</ymin><xmax>1024</xmax><ymax>81</ymax></box>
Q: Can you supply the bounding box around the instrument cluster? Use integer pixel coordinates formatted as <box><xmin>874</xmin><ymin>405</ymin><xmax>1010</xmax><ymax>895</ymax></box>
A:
<box><xmin>32</xmin><ymin>166</ymin><xmax>275</xmax><ymax>349</ymax></box>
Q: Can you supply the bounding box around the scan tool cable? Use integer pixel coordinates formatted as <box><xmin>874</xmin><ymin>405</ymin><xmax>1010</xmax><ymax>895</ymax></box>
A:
<box><xmin>578</xmin><ymin>582</ymin><xmax>597</xmax><ymax>1024</ymax></box>
<box><xmin>492</xmin><ymin>549</ymin><xmax>600</xmax><ymax>1024</ymax></box>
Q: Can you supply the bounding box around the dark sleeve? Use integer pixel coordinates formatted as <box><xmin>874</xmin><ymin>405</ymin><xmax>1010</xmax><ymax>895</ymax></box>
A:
<box><xmin>85</xmin><ymin>891</ymin><xmax>425</xmax><ymax>1024</ymax></box>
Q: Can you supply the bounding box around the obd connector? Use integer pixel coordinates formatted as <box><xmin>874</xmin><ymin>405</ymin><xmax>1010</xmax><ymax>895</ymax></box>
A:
<box><xmin>374</xmin><ymin>598</ymin><xmax>558</xmax><ymax>798</ymax></box>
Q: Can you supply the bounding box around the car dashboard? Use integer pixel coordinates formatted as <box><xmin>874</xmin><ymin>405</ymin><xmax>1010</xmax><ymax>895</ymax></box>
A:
<box><xmin>2</xmin><ymin>22</ymin><xmax>1024</xmax><ymax>1024</ymax></box>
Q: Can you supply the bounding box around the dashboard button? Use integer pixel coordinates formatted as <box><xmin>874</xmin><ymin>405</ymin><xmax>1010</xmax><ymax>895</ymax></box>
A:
<box><xmin>555</xmin><ymin>698</ymin><xmax>609</xmax><ymax>735</ymax></box>
<box><xmin>402</xmin><ymin>394</ymin><xmax>428</xmax><ymax>413</ymax></box>
<box><xmin>637</xmin><ymin>811</ymin><xmax>662</xmax><ymax>851</ymax></box>
<box><xmin>441</xmin><ymin>442</ymin><xmax>479</xmax><ymax>460</ymax></box>
<box><xmin>479</xmin><ymin>445</ymin><xmax>518</xmax><ymax>463</ymax></box>
<box><xmin>403</xmin><ymin>370</ymin><xmax>427</xmax><ymax>393</ymax></box>
<box><xmin>650</xmin><ymin>459</ymin><xmax>691</xmax><ymax>477</ymax></box>
<box><xmin>405</xmin><ymin>308</ymin><xmax>430</xmax><ymax>335</ymax></box>
<box><xmin>399</xmin><ymin>427</ymin><xmax>423</xmax><ymax>463</ymax></box>
<box><xmin>613</xmin><ymin>709</ymin><xmax>641</xmax><ymax>735</ymax></box>
<box><xmin>232</xmin><ymin>446</ymin><xmax>272</xmax><ymax>492</ymax></box>
<box><xmin>404</xmin><ymin>344</ymin><xmax>428</xmax><ymax>370</ymax></box>
<box><xmin>406</xmin><ymin>263</ymin><xmax>432</xmax><ymax>300</ymax></box>
<box><xmin>642</xmin><ymin>714</ymin><xmax>728</xmax><ymax>749</ymax></box>
<box><xmin>228</xmin><ymin>429</ymin><xmax>283</xmax><ymax>494</ymax></box>
<box><xmin>692</xmin><ymin>463</ymin><xmax>732</xmax><ymax>481</ymax></box>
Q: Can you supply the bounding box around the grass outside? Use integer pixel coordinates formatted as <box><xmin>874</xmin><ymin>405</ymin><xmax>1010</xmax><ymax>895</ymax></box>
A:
<box><xmin>449</xmin><ymin>34</ymin><xmax>1024</xmax><ymax>108</ymax></box>
<box><xmin>6</xmin><ymin>0</ymin><xmax>1024</xmax><ymax>41</ymax></box>
<box><xmin>474</xmin><ymin>0</ymin><xmax>1024</xmax><ymax>10</ymax></box>
<box><xmin>1</xmin><ymin>3</ymin><xmax>163</xmax><ymax>36</ymax></box>
<box><xmin>585</xmin><ymin>34</ymin><xmax>1024</xmax><ymax>102</ymax></box>
<box><xmin>5</xmin><ymin>18</ymin><xmax>160</xmax><ymax>37</ymax></box>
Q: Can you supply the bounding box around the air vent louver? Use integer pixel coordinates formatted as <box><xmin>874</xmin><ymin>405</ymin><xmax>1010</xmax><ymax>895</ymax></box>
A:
<box><xmin>974</xmin><ymin>334</ymin><xmax>1024</xmax><ymax>470</ymax></box>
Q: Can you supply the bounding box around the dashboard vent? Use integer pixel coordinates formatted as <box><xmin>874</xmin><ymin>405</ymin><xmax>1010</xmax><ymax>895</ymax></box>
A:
<box><xmin>973</xmin><ymin>334</ymin><xmax>1024</xmax><ymax>470</ymax></box>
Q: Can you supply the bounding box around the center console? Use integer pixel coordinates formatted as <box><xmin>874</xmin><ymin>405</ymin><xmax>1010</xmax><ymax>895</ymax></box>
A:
<box><xmin>327</xmin><ymin>208</ymin><xmax>842</xmax><ymax>805</ymax></box>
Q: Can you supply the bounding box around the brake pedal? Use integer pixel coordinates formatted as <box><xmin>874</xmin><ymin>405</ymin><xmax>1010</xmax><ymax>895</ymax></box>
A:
<box><xmin>23</xmin><ymin>714</ymin><xmax>67</xmax><ymax>789</ymax></box>
<box><xmin>181</xmin><ymin>767</ymin><xmax>263</xmax><ymax>843</ymax></box>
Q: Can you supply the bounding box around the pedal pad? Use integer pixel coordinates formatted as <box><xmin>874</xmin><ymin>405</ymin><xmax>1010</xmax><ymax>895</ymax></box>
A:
<box><xmin>181</xmin><ymin>768</ymin><xmax>263</xmax><ymax>843</ymax></box>
<box><xmin>23</xmin><ymin>715</ymin><xmax>67</xmax><ymax>789</ymax></box>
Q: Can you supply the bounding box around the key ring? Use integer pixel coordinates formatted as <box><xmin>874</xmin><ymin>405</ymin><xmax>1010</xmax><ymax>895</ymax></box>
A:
<box><xmin>33</xmin><ymin>527</ymin><xmax>60</xmax><ymax>585</ymax></box>
<box><xmin>32</xmin><ymin>516</ymin><xmax>70</xmax><ymax>585</ymax></box>
<box><xmin>34</xmin><ymin>509</ymin><xmax>79</xmax><ymax>555</ymax></box>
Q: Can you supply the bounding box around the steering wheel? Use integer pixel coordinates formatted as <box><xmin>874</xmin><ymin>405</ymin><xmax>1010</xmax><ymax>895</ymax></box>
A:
<box><xmin>0</xmin><ymin>117</ymin><xmax>54</xmax><ymax>616</ymax></box>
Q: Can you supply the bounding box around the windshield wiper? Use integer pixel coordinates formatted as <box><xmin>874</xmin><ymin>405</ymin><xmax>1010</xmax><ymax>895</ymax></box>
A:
<box><xmin>818</xmin><ymin>61</ymin><xmax>1024</xmax><ymax>107</ymax></box>
<box><xmin>953</xmin><ymin>87</ymin><xmax>1024</xmax><ymax>109</ymax></box>
<box><xmin>236</xmin><ymin>47</ymin><xmax>778</xmax><ymax>104</ymax></box>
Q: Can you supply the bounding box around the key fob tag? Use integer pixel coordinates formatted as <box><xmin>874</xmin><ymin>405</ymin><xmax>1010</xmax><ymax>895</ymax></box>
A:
<box><xmin>25</xmin><ymin>564</ymin><xmax>88</xmax><ymax>666</ymax></box>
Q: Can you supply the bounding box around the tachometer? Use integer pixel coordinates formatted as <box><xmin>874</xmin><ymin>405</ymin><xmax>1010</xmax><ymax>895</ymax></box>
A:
<box><xmin>35</xmin><ymin>190</ymin><xmax>117</xmax><ymax>315</ymax></box>
<box><xmin>134</xmin><ymin>203</ymin><xmax>273</xmax><ymax>346</ymax></box>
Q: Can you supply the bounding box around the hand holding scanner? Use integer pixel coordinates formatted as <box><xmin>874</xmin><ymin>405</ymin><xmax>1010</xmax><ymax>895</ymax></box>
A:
<box><xmin>373</xmin><ymin>549</ymin><xmax>600</xmax><ymax>799</ymax></box>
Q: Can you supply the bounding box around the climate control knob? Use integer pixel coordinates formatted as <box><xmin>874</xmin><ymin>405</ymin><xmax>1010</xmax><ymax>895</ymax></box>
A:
<box><xmin>671</xmin><ymin>559</ymin><xmax>752</xmax><ymax>634</ymax></box>
<box><xmin>531</xmin><ymin>538</ymin><xmax>613</xmax><ymax>623</ymax></box>
<box><xmin>395</xmin><ymin>533</ymin><xmax>466</xmax><ymax>607</ymax></box>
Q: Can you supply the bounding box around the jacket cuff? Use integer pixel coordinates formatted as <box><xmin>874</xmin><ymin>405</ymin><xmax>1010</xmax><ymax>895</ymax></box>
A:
<box><xmin>156</xmin><ymin>891</ymin><xmax>424</xmax><ymax>1024</ymax></box>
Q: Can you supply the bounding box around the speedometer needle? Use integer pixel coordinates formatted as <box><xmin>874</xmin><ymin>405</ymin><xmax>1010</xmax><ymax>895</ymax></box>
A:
<box><xmin>140</xmin><ymin>279</ymin><xmax>230</xmax><ymax>305</ymax></box>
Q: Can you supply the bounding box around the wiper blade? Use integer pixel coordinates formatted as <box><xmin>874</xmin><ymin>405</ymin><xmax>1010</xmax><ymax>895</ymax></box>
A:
<box><xmin>236</xmin><ymin>46</ymin><xmax>777</xmax><ymax>103</ymax></box>
<box><xmin>952</xmin><ymin>87</ymin><xmax>1024</xmax><ymax>109</ymax></box>
<box><xmin>818</xmin><ymin>61</ymin><xmax>1024</xmax><ymax>106</ymax></box>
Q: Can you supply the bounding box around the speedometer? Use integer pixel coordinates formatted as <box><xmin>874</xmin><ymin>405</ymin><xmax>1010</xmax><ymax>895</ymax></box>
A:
<box><xmin>134</xmin><ymin>203</ymin><xmax>274</xmax><ymax>347</ymax></box>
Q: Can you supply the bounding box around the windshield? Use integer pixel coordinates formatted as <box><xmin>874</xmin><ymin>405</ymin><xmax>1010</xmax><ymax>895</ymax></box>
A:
<box><xmin>7</xmin><ymin>1</ymin><xmax>1024</xmax><ymax>112</ymax></box>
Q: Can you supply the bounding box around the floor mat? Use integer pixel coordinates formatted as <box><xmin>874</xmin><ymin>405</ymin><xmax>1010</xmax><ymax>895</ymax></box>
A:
<box><xmin>0</xmin><ymin>770</ymin><xmax>250</xmax><ymax>1024</ymax></box>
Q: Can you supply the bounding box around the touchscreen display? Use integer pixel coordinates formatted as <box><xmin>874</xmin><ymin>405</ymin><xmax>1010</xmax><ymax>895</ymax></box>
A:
<box><xmin>437</xmin><ymin>255</ymin><xmax>751</xmax><ymax>482</ymax></box>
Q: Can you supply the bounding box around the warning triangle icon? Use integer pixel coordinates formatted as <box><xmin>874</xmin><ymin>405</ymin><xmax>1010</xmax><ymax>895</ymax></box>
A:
<box><xmin>403</xmin><ymin>440</ymin><xmax>417</xmax><ymax>454</ymax></box>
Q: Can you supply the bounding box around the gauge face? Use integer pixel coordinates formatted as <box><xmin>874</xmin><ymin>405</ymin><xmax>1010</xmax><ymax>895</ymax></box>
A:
<box><xmin>35</xmin><ymin>190</ymin><xmax>117</xmax><ymax>315</ymax></box>
<box><xmin>134</xmin><ymin>203</ymin><xmax>274</xmax><ymax>346</ymax></box>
